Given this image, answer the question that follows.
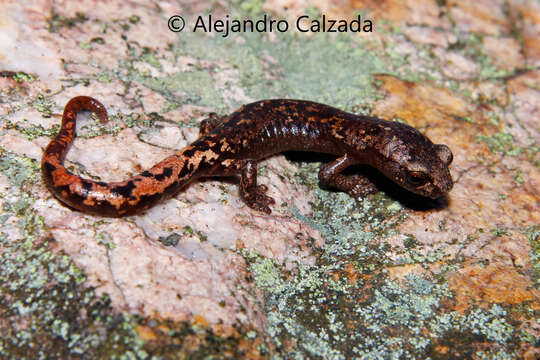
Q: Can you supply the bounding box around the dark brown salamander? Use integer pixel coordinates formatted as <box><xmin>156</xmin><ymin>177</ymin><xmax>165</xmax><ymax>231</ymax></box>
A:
<box><xmin>42</xmin><ymin>96</ymin><xmax>453</xmax><ymax>217</ymax></box>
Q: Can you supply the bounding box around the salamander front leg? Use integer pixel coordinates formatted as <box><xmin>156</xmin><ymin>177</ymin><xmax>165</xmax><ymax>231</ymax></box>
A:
<box><xmin>199</xmin><ymin>113</ymin><xmax>225</xmax><ymax>136</ymax></box>
<box><xmin>318</xmin><ymin>154</ymin><xmax>378</xmax><ymax>199</ymax></box>
<box><xmin>239</xmin><ymin>160</ymin><xmax>275</xmax><ymax>214</ymax></box>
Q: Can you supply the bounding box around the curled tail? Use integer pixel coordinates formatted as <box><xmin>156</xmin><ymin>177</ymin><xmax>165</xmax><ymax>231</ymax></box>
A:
<box><xmin>42</xmin><ymin>96</ymin><xmax>195</xmax><ymax>217</ymax></box>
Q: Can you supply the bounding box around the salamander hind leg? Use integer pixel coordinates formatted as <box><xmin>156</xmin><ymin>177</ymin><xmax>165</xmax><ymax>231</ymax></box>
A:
<box><xmin>318</xmin><ymin>154</ymin><xmax>378</xmax><ymax>200</ymax></box>
<box><xmin>199</xmin><ymin>113</ymin><xmax>225</xmax><ymax>136</ymax></box>
<box><xmin>239</xmin><ymin>160</ymin><xmax>275</xmax><ymax>214</ymax></box>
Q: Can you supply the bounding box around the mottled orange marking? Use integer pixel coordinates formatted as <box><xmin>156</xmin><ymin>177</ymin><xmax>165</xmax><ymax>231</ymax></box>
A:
<box><xmin>448</xmin><ymin>265</ymin><xmax>540</xmax><ymax>313</ymax></box>
<box><xmin>135</xmin><ymin>325</ymin><xmax>158</xmax><ymax>341</ymax></box>
<box><xmin>343</xmin><ymin>263</ymin><xmax>359</xmax><ymax>284</ymax></box>
<box><xmin>83</xmin><ymin>197</ymin><xmax>96</xmax><ymax>206</ymax></box>
<box><xmin>192</xmin><ymin>315</ymin><xmax>209</xmax><ymax>328</ymax></box>
<box><xmin>220</xmin><ymin>141</ymin><xmax>231</xmax><ymax>152</ymax></box>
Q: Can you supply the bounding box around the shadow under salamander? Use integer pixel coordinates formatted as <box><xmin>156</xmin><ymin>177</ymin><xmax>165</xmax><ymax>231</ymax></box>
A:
<box><xmin>283</xmin><ymin>151</ymin><xmax>450</xmax><ymax>211</ymax></box>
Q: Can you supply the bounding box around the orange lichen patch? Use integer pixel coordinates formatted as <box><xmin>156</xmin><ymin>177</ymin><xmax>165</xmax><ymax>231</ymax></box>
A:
<box><xmin>386</xmin><ymin>264</ymin><xmax>426</xmax><ymax>281</ymax></box>
<box><xmin>136</xmin><ymin>319</ymin><xmax>267</xmax><ymax>357</ymax></box>
<box><xmin>523</xmin><ymin>344</ymin><xmax>540</xmax><ymax>360</ymax></box>
<box><xmin>310</xmin><ymin>0</ymin><xmax>360</xmax><ymax>19</ymax></box>
<box><xmin>509</xmin><ymin>191</ymin><xmax>540</xmax><ymax>225</ymax></box>
<box><xmin>264</xmin><ymin>0</ymin><xmax>367</xmax><ymax>22</ymax></box>
<box><xmin>372</xmin><ymin>74</ymin><xmax>492</xmax><ymax>129</ymax></box>
<box><xmin>208</xmin><ymin>322</ymin><xmax>244</xmax><ymax>339</ymax></box>
<box><xmin>329</xmin><ymin>263</ymin><xmax>363</xmax><ymax>284</ymax></box>
<box><xmin>265</xmin><ymin>0</ymin><xmax>449</xmax><ymax>28</ymax></box>
<box><xmin>135</xmin><ymin>324</ymin><xmax>159</xmax><ymax>341</ymax></box>
<box><xmin>350</xmin><ymin>0</ymin><xmax>449</xmax><ymax>28</ymax></box>
<box><xmin>448</xmin><ymin>265</ymin><xmax>540</xmax><ymax>313</ymax></box>
<box><xmin>343</xmin><ymin>263</ymin><xmax>360</xmax><ymax>284</ymax></box>
<box><xmin>192</xmin><ymin>315</ymin><xmax>209</xmax><ymax>328</ymax></box>
<box><xmin>236</xmin><ymin>334</ymin><xmax>269</xmax><ymax>359</ymax></box>
<box><xmin>434</xmin><ymin>344</ymin><xmax>450</xmax><ymax>355</ymax></box>
<box><xmin>371</xmin><ymin>75</ymin><xmax>503</xmax><ymax>165</ymax></box>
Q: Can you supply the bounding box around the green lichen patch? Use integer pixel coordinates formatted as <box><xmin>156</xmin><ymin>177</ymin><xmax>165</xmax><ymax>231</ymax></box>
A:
<box><xmin>48</xmin><ymin>11</ymin><xmax>89</xmax><ymax>33</ymax></box>
<box><xmin>130</xmin><ymin>318</ymin><xmax>267</xmax><ymax>359</ymax></box>
<box><xmin>248</xmin><ymin>247</ymin><xmax>520</xmax><ymax>359</ymax></box>
<box><xmin>32</xmin><ymin>94</ymin><xmax>54</xmax><ymax>118</ymax></box>
<box><xmin>0</xmin><ymin>71</ymin><xmax>35</xmax><ymax>84</ymax></box>
<box><xmin>526</xmin><ymin>225</ymin><xmax>540</xmax><ymax>285</ymax></box>
<box><xmin>294</xmin><ymin>161</ymin><xmax>405</xmax><ymax>266</ymax></box>
<box><xmin>475</xmin><ymin>132</ymin><xmax>525</xmax><ymax>157</ymax></box>
<box><xmin>3</xmin><ymin>92</ymin><xmax>158</xmax><ymax>142</ymax></box>
<box><xmin>4</xmin><ymin>118</ymin><xmax>60</xmax><ymax>140</ymax></box>
<box><xmin>0</xmin><ymin>151</ymin><xmax>261</xmax><ymax>359</ymax></box>
<box><xmin>157</xmin><ymin>226</ymin><xmax>208</xmax><ymax>247</ymax></box>
<box><xmin>99</xmin><ymin>29</ymin><xmax>386</xmax><ymax>115</ymax></box>
<box><xmin>141</xmin><ymin>69</ymin><xmax>225</xmax><ymax>110</ymax></box>
<box><xmin>69</xmin><ymin>112</ymin><xmax>157</xmax><ymax>139</ymax></box>
<box><xmin>0</xmin><ymin>235</ymin><xmax>149</xmax><ymax>359</ymax></box>
<box><xmin>0</xmin><ymin>151</ymin><xmax>40</xmax><ymax>188</ymax></box>
<box><xmin>427</xmin><ymin>305</ymin><xmax>517</xmax><ymax>359</ymax></box>
<box><xmin>171</xmin><ymin>31</ymin><xmax>386</xmax><ymax>112</ymax></box>
<box><xmin>230</xmin><ymin>0</ymin><xmax>265</xmax><ymax>18</ymax></box>
<box><xmin>158</xmin><ymin>232</ymin><xmax>182</xmax><ymax>247</ymax></box>
<box><xmin>243</xmin><ymin>159</ymin><xmax>523</xmax><ymax>358</ymax></box>
<box><xmin>0</xmin><ymin>151</ymin><xmax>149</xmax><ymax>359</ymax></box>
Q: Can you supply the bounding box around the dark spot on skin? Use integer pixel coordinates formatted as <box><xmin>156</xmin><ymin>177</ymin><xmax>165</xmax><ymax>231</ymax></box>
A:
<box><xmin>81</xmin><ymin>180</ymin><xmax>92</xmax><ymax>190</ymax></box>
<box><xmin>54</xmin><ymin>185</ymin><xmax>71</xmax><ymax>197</ymax></box>
<box><xmin>183</xmin><ymin>148</ymin><xmax>196</xmax><ymax>157</ymax></box>
<box><xmin>164</xmin><ymin>181</ymin><xmax>180</xmax><ymax>196</ymax></box>
<box><xmin>180</xmin><ymin>161</ymin><xmax>199</xmax><ymax>178</ymax></box>
<box><xmin>137</xmin><ymin>192</ymin><xmax>165</xmax><ymax>211</ymax></box>
<box><xmin>154</xmin><ymin>167</ymin><xmax>173</xmax><ymax>181</ymax></box>
<box><xmin>111</xmin><ymin>181</ymin><xmax>137</xmax><ymax>198</ymax></box>
<box><xmin>44</xmin><ymin>142</ymin><xmax>67</xmax><ymax>157</ymax></box>
<box><xmin>163</xmin><ymin>167</ymin><xmax>173</xmax><ymax>177</ymax></box>
<box><xmin>141</xmin><ymin>171</ymin><xmax>153</xmax><ymax>177</ymax></box>
<box><xmin>43</xmin><ymin>161</ymin><xmax>57</xmax><ymax>173</ymax></box>
<box><xmin>81</xmin><ymin>180</ymin><xmax>93</xmax><ymax>196</ymax></box>
<box><xmin>178</xmin><ymin>163</ymin><xmax>190</xmax><ymax>178</ymax></box>
<box><xmin>97</xmin><ymin>181</ymin><xmax>107</xmax><ymax>186</ymax></box>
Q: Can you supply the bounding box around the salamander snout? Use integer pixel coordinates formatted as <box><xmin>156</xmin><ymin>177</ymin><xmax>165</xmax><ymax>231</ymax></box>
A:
<box><xmin>405</xmin><ymin>143</ymin><xmax>454</xmax><ymax>199</ymax></box>
<box><xmin>381</xmin><ymin>141</ymin><xmax>454</xmax><ymax>200</ymax></box>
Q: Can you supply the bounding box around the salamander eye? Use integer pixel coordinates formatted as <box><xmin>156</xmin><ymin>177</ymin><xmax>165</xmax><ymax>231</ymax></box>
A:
<box><xmin>406</xmin><ymin>171</ymin><xmax>429</xmax><ymax>187</ymax></box>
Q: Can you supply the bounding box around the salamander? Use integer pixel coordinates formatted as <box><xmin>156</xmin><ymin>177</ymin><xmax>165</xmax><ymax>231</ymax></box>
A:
<box><xmin>42</xmin><ymin>96</ymin><xmax>454</xmax><ymax>217</ymax></box>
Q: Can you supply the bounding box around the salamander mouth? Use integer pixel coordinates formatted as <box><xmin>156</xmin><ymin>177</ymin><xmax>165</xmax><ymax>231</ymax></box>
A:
<box><xmin>427</xmin><ymin>190</ymin><xmax>444</xmax><ymax>199</ymax></box>
<box><xmin>438</xmin><ymin>175</ymin><xmax>454</xmax><ymax>196</ymax></box>
<box><xmin>426</xmin><ymin>181</ymin><xmax>453</xmax><ymax>199</ymax></box>
<box><xmin>405</xmin><ymin>180</ymin><xmax>443</xmax><ymax>199</ymax></box>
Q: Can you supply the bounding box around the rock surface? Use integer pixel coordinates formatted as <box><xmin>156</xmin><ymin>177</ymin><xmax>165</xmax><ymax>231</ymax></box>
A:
<box><xmin>0</xmin><ymin>0</ymin><xmax>538</xmax><ymax>358</ymax></box>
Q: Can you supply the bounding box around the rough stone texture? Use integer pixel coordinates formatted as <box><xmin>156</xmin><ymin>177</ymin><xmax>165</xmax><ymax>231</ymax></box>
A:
<box><xmin>0</xmin><ymin>0</ymin><xmax>538</xmax><ymax>359</ymax></box>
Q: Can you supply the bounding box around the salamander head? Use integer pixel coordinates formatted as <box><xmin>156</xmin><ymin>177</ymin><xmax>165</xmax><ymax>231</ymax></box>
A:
<box><xmin>371</xmin><ymin>124</ymin><xmax>454</xmax><ymax>199</ymax></box>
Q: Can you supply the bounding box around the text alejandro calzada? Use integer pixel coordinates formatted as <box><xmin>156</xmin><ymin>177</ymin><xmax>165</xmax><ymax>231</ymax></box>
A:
<box><xmin>193</xmin><ymin>14</ymin><xmax>373</xmax><ymax>38</ymax></box>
